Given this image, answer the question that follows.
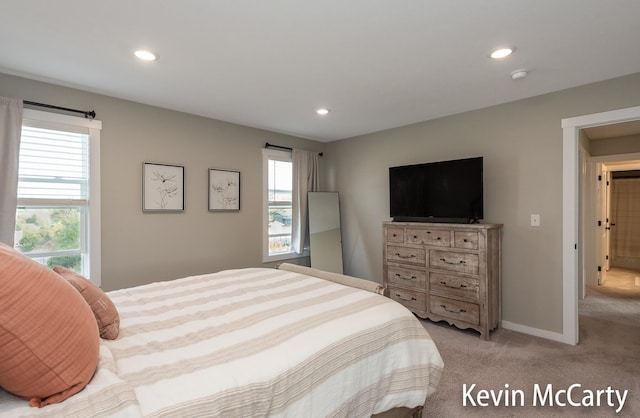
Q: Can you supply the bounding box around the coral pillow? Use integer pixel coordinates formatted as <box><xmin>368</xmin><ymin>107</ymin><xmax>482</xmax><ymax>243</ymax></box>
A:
<box><xmin>0</xmin><ymin>243</ymin><xmax>99</xmax><ymax>407</ymax></box>
<box><xmin>53</xmin><ymin>266</ymin><xmax>120</xmax><ymax>340</ymax></box>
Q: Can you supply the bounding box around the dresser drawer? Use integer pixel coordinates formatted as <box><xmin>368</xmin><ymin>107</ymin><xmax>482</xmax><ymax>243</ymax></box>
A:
<box><xmin>386</xmin><ymin>227</ymin><xmax>405</xmax><ymax>243</ymax></box>
<box><xmin>430</xmin><ymin>295</ymin><xmax>479</xmax><ymax>325</ymax></box>
<box><xmin>406</xmin><ymin>228</ymin><xmax>451</xmax><ymax>247</ymax></box>
<box><xmin>387</xmin><ymin>266</ymin><xmax>427</xmax><ymax>289</ymax></box>
<box><xmin>388</xmin><ymin>286</ymin><xmax>426</xmax><ymax>312</ymax></box>
<box><xmin>429</xmin><ymin>250</ymin><xmax>479</xmax><ymax>275</ymax></box>
<box><xmin>387</xmin><ymin>245</ymin><xmax>426</xmax><ymax>265</ymax></box>
<box><xmin>383</xmin><ymin>222</ymin><xmax>502</xmax><ymax>340</ymax></box>
<box><xmin>454</xmin><ymin>231</ymin><xmax>479</xmax><ymax>250</ymax></box>
<box><xmin>430</xmin><ymin>273</ymin><xmax>479</xmax><ymax>301</ymax></box>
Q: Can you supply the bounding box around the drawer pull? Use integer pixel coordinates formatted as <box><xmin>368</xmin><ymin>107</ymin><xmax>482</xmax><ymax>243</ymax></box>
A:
<box><xmin>423</xmin><ymin>231</ymin><xmax>441</xmax><ymax>240</ymax></box>
<box><xmin>440</xmin><ymin>304</ymin><xmax>467</xmax><ymax>314</ymax></box>
<box><xmin>395</xmin><ymin>253</ymin><xmax>416</xmax><ymax>259</ymax></box>
<box><xmin>463</xmin><ymin>239</ymin><xmax>469</xmax><ymax>242</ymax></box>
<box><xmin>396</xmin><ymin>273</ymin><xmax>417</xmax><ymax>280</ymax></box>
<box><xmin>440</xmin><ymin>258</ymin><xmax>465</xmax><ymax>265</ymax></box>
<box><xmin>392</xmin><ymin>233</ymin><xmax>397</xmax><ymax>237</ymax></box>
<box><xmin>440</xmin><ymin>280</ymin><xmax>467</xmax><ymax>289</ymax></box>
<box><xmin>396</xmin><ymin>293</ymin><xmax>417</xmax><ymax>302</ymax></box>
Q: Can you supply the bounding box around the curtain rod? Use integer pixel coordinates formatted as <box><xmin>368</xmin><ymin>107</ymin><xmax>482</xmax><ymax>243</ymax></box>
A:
<box><xmin>265</xmin><ymin>142</ymin><xmax>323</xmax><ymax>157</ymax></box>
<box><xmin>23</xmin><ymin>100</ymin><xmax>97</xmax><ymax>119</ymax></box>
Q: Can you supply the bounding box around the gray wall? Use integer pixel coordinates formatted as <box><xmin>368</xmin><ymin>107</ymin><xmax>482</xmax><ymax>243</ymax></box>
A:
<box><xmin>324</xmin><ymin>72</ymin><xmax>640</xmax><ymax>335</ymax></box>
<box><xmin>3</xmin><ymin>70</ymin><xmax>640</xmax><ymax>336</ymax></box>
<box><xmin>590</xmin><ymin>134</ymin><xmax>640</xmax><ymax>156</ymax></box>
<box><xmin>0</xmin><ymin>73</ymin><xmax>324</xmax><ymax>291</ymax></box>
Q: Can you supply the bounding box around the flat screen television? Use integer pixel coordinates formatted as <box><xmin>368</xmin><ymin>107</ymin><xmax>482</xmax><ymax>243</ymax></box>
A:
<box><xmin>389</xmin><ymin>156</ymin><xmax>483</xmax><ymax>223</ymax></box>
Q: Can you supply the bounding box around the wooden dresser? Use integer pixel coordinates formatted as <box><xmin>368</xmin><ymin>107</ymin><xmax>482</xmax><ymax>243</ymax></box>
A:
<box><xmin>383</xmin><ymin>221</ymin><xmax>502</xmax><ymax>340</ymax></box>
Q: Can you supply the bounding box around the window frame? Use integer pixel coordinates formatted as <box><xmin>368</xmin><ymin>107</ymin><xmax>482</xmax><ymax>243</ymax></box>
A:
<box><xmin>262</xmin><ymin>148</ymin><xmax>305</xmax><ymax>263</ymax></box>
<box><xmin>18</xmin><ymin>109</ymin><xmax>102</xmax><ymax>285</ymax></box>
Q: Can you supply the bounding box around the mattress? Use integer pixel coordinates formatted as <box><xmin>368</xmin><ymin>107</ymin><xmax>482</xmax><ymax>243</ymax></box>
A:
<box><xmin>0</xmin><ymin>267</ymin><xmax>443</xmax><ymax>417</ymax></box>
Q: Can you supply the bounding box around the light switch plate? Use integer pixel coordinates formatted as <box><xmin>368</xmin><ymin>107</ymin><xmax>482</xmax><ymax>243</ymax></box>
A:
<box><xmin>531</xmin><ymin>214</ymin><xmax>541</xmax><ymax>227</ymax></box>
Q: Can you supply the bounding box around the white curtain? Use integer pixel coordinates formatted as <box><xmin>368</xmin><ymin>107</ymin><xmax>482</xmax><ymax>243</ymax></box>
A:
<box><xmin>611</xmin><ymin>177</ymin><xmax>640</xmax><ymax>268</ymax></box>
<box><xmin>291</xmin><ymin>149</ymin><xmax>319</xmax><ymax>254</ymax></box>
<box><xmin>0</xmin><ymin>97</ymin><xmax>23</xmax><ymax>246</ymax></box>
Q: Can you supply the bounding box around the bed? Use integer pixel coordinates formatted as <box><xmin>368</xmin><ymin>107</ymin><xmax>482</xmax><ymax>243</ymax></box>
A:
<box><xmin>0</xmin><ymin>264</ymin><xmax>443</xmax><ymax>417</ymax></box>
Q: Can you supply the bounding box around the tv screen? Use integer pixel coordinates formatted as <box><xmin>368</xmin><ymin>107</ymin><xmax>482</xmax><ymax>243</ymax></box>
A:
<box><xmin>389</xmin><ymin>157</ymin><xmax>483</xmax><ymax>223</ymax></box>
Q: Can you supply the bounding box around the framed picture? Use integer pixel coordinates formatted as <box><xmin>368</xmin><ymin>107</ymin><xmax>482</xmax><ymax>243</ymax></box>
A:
<box><xmin>209</xmin><ymin>168</ymin><xmax>240</xmax><ymax>211</ymax></box>
<box><xmin>143</xmin><ymin>162</ymin><xmax>185</xmax><ymax>212</ymax></box>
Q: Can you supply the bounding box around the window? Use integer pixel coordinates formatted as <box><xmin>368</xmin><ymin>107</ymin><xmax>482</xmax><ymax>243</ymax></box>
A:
<box><xmin>14</xmin><ymin>109</ymin><xmax>101</xmax><ymax>284</ymax></box>
<box><xmin>262</xmin><ymin>148</ymin><xmax>302</xmax><ymax>262</ymax></box>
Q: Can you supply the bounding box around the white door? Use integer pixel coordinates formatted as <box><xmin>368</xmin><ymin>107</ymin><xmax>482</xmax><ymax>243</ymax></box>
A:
<box><xmin>583</xmin><ymin>158</ymin><xmax>600</xmax><ymax>293</ymax></box>
<box><xmin>595</xmin><ymin>164</ymin><xmax>608</xmax><ymax>285</ymax></box>
<box><xmin>605</xmin><ymin>170</ymin><xmax>613</xmax><ymax>272</ymax></box>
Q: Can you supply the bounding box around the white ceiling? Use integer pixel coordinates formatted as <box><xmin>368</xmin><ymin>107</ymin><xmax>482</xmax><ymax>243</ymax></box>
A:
<box><xmin>1</xmin><ymin>1</ymin><xmax>640</xmax><ymax>142</ymax></box>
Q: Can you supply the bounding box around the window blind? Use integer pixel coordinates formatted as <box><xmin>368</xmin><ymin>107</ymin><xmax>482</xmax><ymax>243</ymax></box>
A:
<box><xmin>18</xmin><ymin>126</ymin><xmax>89</xmax><ymax>201</ymax></box>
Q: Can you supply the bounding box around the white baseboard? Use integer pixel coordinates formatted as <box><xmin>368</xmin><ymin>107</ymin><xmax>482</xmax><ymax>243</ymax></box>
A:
<box><xmin>501</xmin><ymin>321</ymin><xmax>567</xmax><ymax>344</ymax></box>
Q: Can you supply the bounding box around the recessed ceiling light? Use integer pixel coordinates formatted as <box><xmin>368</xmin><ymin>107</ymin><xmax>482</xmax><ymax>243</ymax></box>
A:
<box><xmin>134</xmin><ymin>49</ymin><xmax>158</xmax><ymax>61</ymax></box>
<box><xmin>316</xmin><ymin>108</ymin><xmax>330</xmax><ymax>115</ymax></box>
<box><xmin>490</xmin><ymin>47</ymin><xmax>514</xmax><ymax>59</ymax></box>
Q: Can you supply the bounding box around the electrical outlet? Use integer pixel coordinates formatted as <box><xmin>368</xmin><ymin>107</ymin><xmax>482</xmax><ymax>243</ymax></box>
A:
<box><xmin>531</xmin><ymin>214</ymin><xmax>541</xmax><ymax>227</ymax></box>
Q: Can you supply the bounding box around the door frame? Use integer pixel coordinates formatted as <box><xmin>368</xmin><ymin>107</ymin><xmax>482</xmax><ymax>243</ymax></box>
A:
<box><xmin>601</xmin><ymin>158</ymin><xmax>640</xmax><ymax>271</ymax></box>
<box><xmin>562</xmin><ymin>105</ymin><xmax>640</xmax><ymax>345</ymax></box>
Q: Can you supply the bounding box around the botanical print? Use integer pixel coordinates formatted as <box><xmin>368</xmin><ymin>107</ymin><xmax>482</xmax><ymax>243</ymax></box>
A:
<box><xmin>143</xmin><ymin>163</ymin><xmax>184</xmax><ymax>211</ymax></box>
<box><xmin>151</xmin><ymin>169</ymin><xmax>178</xmax><ymax>208</ymax></box>
<box><xmin>209</xmin><ymin>169</ymin><xmax>240</xmax><ymax>211</ymax></box>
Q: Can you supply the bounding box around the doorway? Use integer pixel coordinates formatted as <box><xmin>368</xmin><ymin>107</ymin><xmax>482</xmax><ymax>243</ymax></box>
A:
<box><xmin>608</xmin><ymin>169</ymin><xmax>640</xmax><ymax>270</ymax></box>
<box><xmin>580</xmin><ymin>155</ymin><xmax>640</xmax><ymax>334</ymax></box>
<box><xmin>562</xmin><ymin>105</ymin><xmax>640</xmax><ymax>345</ymax></box>
<box><xmin>584</xmin><ymin>156</ymin><xmax>640</xmax><ymax>289</ymax></box>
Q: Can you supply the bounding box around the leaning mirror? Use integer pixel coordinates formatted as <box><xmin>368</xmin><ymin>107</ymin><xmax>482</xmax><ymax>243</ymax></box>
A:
<box><xmin>308</xmin><ymin>192</ymin><xmax>344</xmax><ymax>274</ymax></box>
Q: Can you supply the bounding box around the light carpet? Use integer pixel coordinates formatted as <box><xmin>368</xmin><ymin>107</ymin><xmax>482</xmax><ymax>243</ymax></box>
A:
<box><xmin>420</xmin><ymin>284</ymin><xmax>640</xmax><ymax>417</ymax></box>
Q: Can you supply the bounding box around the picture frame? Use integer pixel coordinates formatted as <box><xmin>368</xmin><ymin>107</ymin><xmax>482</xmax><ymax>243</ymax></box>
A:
<box><xmin>209</xmin><ymin>168</ymin><xmax>240</xmax><ymax>211</ymax></box>
<box><xmin>143</xmin><ymin>162</ymin><xmax>185</xmax><ymax>212</ymax></box>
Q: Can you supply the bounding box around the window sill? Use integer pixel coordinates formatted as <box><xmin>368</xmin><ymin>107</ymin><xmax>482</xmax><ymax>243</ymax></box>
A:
<box><xmin>263</xmin><ymin>250</ymin><xmax>309</xmax><ymax>264</ymax></box>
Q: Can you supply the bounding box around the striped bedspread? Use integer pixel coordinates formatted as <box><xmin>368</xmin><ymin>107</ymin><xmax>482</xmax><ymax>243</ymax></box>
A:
<box><xmin>0</xmin><ymin>268</ymin><xmax>443</xmax><ymax>417</ymax></box>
